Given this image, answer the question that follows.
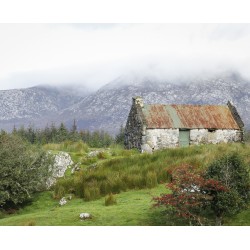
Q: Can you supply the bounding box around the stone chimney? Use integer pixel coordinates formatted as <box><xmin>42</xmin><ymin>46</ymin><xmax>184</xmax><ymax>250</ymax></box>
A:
<box><xmin>133</xmin><ymin>96</ymin><xmax>144</xmax><ymax>108</ymax></box>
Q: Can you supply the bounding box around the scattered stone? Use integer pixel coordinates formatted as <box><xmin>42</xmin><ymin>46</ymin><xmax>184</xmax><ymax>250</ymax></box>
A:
<box><xmin>66</xmin><ymin>194</ymin><xmax>73</xmax><ymax>200</ymax></box>
<box><xmin>141</xmin><ymin>144</ymin><xmax>153</xmax><ymax>154</ymax></box>
<box><xmin>88</xmin><ymin>163</ymin><xmax>98</xmax><ymax>169</ymax></box>
<box><xmin>71</xmin><ymin>162</ymin><xmax>81</xmax><ymax>174</ymax></box>
<box><xmin>59</xmin><ymin>197</ymin><xmax>67</xmax><ymax>206</ymax></box>
<box><xmin>88</xmin><ymin>150</ymin><xmax>103</xmax><ymax>157</ymax></box>
<box><xmin>79</xmin><ymin>213</ymin><xmax>92</xmax><ymax>220</ymax></box>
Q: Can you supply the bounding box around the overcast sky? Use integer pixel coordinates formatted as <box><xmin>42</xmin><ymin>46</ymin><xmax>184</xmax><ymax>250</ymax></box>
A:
<box><xmin>0</xmin><ymin>23</ymin><xmax>250</xmax><ymax>90</ymax></box>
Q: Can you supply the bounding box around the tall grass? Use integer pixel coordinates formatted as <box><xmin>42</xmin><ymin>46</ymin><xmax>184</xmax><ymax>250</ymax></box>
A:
<box><xmin>53</xmin><ymin>143</ymin><xmax>250</xmax><ymax>201</ymax></box>
<box><xmin>43</xmin><ymin>140</ymin><xmax>89</xmax><ymax>154</ymax></box>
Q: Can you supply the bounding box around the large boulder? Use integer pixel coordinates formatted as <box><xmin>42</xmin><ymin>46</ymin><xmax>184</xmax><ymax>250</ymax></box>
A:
<box><xmin>46</xmin><ymin>151</ymin><xmax>73</xmax><ymax>188</ymax></box>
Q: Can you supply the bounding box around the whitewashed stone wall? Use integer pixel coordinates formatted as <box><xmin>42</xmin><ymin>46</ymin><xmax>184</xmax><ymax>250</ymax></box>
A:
<box><xmin>141</xmin><ymin>128</ymin><xmax>241</xmax><ymax>151</ymax></box>
<box><xmin>142</xmin><ymin>128</ymin><xmax>179</xmax><ymax>150</ymax></box>
<box><xmin>190</xmin><ymin>129</ymin><xmax>241</xmax><ymax>145</ymax></box>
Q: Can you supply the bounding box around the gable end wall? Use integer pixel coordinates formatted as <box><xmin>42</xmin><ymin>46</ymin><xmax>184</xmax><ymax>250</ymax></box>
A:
<box><xmin>124</xmin><ymin>102</ymin><xmax>144</xmax><ymax>150</ymax></box>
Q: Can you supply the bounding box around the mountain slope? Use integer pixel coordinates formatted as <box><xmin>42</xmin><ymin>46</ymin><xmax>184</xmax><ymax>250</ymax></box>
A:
<box><xmin>0</xmin><ymin>86</ymin><xmax>84</xmax><ymax>131</ymax></box>
<box><xmin>0</xmin><ymin>73</ymin><xmax>250</xmax><ymax>134</ymax></box>
<box><xmin>60</xmin><ymin>73</ymin><xmax>250</xmax><ymax>133</ymax></box>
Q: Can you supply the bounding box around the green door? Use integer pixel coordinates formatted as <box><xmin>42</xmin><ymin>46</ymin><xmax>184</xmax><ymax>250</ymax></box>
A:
<box><xmin>179</xmin><ymin>130</ymin><xmax>190</xmax><ymax>147</ymax></box>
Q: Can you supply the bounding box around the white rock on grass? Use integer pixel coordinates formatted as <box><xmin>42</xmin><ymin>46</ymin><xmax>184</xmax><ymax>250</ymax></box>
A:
<box><xmin>141</xmin><ymin>144</ymin><xmax>153</xmax><ymax>154</ymax></box>
<box><xmin>59</xmin><ymin>197</ymin><xmax>67</xmax><ymax>206</ymax></box>
<box><xmin>80</xmin><ymin>213</ymin><xmax>92</xmax><ymax>220</ymax></box>
<box><xmin>71</xmin><ymin>163</ymin><xmax>81</xmax><ymax>174</ymax></box>
<box><xmin>46</xmin><ymin>151</ymin><xmax>74</xmax><ymax>188</ymax></box>
<box><xmin>87</xmin><ymin>150</ymin><xmax>102</xmax><ymax>157</ymax></box>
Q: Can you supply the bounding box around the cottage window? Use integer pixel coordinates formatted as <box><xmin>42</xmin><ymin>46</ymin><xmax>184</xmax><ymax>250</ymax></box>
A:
<box><xmin>208</xmin><ymin>129</ymin><xmax>216</xmax><ymax>133</ymax></box>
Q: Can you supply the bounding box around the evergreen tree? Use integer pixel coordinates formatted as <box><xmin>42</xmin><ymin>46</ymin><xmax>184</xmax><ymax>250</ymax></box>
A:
<box><xmin>115</xmin><ymin>125</ymin><xmax>125</xmax><ymax>145</ymax></box>
<box><xmin>12</xmin><ymin>124</ymin><xmax>17</xmax><ymax>135</ymax></box>
<box><xmin>57</xmin><ymin>122</ymin><xmax>69</xmax><ymax>142</ymax></box>
<box><xmin>50</xmin><ymin>123</ymin><xmax>58</xmax><ymax>142</ymax></box>
<box><xmin>69</xmin><ymin>119</ymin><xmax>80</xmax><ymax>141</ymax></box>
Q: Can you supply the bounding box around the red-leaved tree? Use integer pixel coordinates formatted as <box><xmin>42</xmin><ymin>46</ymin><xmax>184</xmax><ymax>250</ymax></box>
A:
<box><xmin>153</xmin><ymin>164</ymin><xmax>227</xmax><ymax>225</ymax></box>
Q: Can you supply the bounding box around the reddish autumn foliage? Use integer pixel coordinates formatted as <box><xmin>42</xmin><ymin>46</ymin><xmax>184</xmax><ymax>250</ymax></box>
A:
<box><xmin>153</xmin><ymin>164</ymin><xmax>227</xmax><ymax>225</ymax></box>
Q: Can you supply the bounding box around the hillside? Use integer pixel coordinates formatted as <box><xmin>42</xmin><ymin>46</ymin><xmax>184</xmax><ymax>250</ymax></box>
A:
<box><xmin>0</xmin><ymin>142</ymin><xmax>249</xmax><ymax>226</ymax></box>
<box><xmin>0</xmin><ymin>72</ymin><xmax>250</xmax><ymax>133</ymax></box>
<box><xmin>61</xmin><ymin>72</ymin><xmax>250</xmax><ymax>133</ymax></box>
<box><xmin>0</xmin><ymin>86</ymin><xmax>86</xmax><ymax>131</ymax></box>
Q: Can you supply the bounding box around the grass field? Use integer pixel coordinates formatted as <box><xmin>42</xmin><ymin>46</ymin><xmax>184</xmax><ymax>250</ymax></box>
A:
<box><xmin>0</xmin><ymin>185</ymin><xmax>168</xmax><ymax>226</ymax></box>
<box><xmin>0</xmin><ymin>142</ymin><xmax>249</xmax><ymax>226</ymax></box>
<box><xmin>0</xmin><ymin>184</ymin><xmax>249</xmax><ymax>226</ymax></box>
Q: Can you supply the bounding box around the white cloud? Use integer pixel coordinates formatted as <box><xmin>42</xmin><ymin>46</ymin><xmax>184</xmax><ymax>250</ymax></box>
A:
<box><xmin>0</xmin><ymin>23</ymin><xmax>250</xmax><ymax>90</ymax></box>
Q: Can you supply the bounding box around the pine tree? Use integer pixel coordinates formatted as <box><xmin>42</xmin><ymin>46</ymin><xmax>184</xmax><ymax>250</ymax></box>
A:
<box><xmin>115</xmin><ymin>124</ymin><xmax>125</xmax><ymax>145</ymax></box>
<box><xmin>57</xmin><ymin>122</ymin><xmax>68</xmax><ymax>142</ymax></box>
<box><xmin>70</xmin><ymin>119</ymin><xmax>80</xmax><ymax>141</ymax></box>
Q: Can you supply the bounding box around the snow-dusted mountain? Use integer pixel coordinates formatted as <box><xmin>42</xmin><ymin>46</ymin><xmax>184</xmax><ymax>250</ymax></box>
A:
<box><xmin>0</xmin><ymin>85</ymin><xmax>84</xmax><ymax>131</ymax></box>
<box><xmin>60</xmin><ymin>72</ymin><xmax>250</xmax><ymax>133</ymax></box>
<box><xmin>0</xmin><ymin>72</ymin><xmax>250</xmax><ymax>133</ymax></box>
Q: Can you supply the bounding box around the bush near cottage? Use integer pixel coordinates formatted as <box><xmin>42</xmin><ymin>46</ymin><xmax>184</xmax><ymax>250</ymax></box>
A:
<box><xmin>205</xmin><ymin>153</ymin><xmax>250</xmax><ymax>225</ymax></box>
<box><xmin>0</xmin><ymin>134</ymin><xmax>54</xmax><ymax>210</ymax></box>
<box><xmin>154</xmin><ymin>154</ymin><xmax>250</xmax><ymax>225</ymax></box>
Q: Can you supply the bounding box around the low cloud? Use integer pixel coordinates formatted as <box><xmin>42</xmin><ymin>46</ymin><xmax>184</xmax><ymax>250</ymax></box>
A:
<box><xmin>0</xmin><ymin>24</ymin><xmax>250</xmax><ymax>90</ymax></box>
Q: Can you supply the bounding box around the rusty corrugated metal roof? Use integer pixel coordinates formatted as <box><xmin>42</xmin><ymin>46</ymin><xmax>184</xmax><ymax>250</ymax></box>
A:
<box><xmin>142</xmin><ymin>104</ymin><xmax>240</xmax><ymax>129</ymax></box>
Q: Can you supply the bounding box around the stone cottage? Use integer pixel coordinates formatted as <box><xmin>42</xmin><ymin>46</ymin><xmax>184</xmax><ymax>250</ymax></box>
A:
<box><xmin>124</xmin><ymin>97</ymin><xmax>244</xmax><ymax>152</ymax></box>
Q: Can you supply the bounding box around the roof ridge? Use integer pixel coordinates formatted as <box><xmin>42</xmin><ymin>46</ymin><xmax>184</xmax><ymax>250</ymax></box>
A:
<box><xmin>144</xmin><ymin>103</ymin><xmax>227</xmax><ymax>107</ymax></box>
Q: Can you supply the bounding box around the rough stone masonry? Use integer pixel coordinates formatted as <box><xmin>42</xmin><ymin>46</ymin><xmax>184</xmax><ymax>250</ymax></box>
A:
<box><xmin>125</xmin><ymin>97</ymin><xmax>244</xmax><ymax>152</ymax></box>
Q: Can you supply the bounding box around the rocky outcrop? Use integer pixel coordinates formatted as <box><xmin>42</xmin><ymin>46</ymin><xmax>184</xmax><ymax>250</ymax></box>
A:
<box><xmin>46</xmin><ymin>151</ymin><xmax>73</xmax><ymax>188</ymax></box>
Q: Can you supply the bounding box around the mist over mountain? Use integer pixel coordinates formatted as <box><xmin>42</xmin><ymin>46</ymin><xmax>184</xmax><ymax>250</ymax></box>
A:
<box><xmin>0</xmin><ymin>85</ymin><xmax>85</xmax><ymax>131</ymax></box>
<box><xmin>0</xmin><ymin>72</ymin><xmax>249</xmax><ymax>134</ymax></box>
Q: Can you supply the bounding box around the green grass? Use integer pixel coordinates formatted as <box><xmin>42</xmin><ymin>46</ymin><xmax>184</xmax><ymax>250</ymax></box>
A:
<box><xmin>0</xmin><ymin>184</ymin><xmax>249</xmax><ymax>226</ymax></box>
<box><xmin>1</xmin><ymin>142</ymin><xmax>249</xmax><ymax>226</ymax></box>
<box><xmin>0</xmin><ymin>185</ymin><xmax>168</xmax><ymax>226</ymax></box>
<box><xmin>225</xmin><ymin>209</ymin><xmax>250</xmax><ymax>226</ymax></box>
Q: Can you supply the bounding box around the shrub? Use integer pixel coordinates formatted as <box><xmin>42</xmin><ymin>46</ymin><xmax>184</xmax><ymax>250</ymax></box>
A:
<box><xmin>154</xmin><ymin>153</ymin><xmax>250</xmax><ymax>226</ymax></box>
<box><xmin>205</xmin><ymin>153</ymin><xmax>250</xmax><ymax>225</ymax></box>
<box><xmin>104</xmin><ymin>193</ymin><xmax>117</xmax><ymax>206</ymax></box>
<box><xmin>154</xmin><ymin>164</ymin><xmax>227</xmax><ymax>226</ymax></box>
<box><xmin>0</xmin><ymin>134</ymin><xmax>54</xmax><ymax>209</ymax></box>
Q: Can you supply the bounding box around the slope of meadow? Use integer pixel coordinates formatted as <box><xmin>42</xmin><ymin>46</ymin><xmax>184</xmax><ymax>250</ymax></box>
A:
<box><xmin>0</xmin><ymin>142</ymin><xmax>249</xmax><ymax>226</ymax></box>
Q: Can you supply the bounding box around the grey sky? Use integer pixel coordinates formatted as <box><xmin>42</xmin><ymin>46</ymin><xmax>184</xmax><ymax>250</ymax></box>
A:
<box><xmin>0</xmin><ymin>23</ymin><xmax>250</xmax><ymax>90</ymax></box>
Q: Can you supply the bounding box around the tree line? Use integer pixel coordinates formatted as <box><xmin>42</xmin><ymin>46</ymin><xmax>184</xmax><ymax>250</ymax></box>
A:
<box><xmin>8</xmin><ymin>120</ymin><xmax>125</xmax><ymax>148</ymax></box>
